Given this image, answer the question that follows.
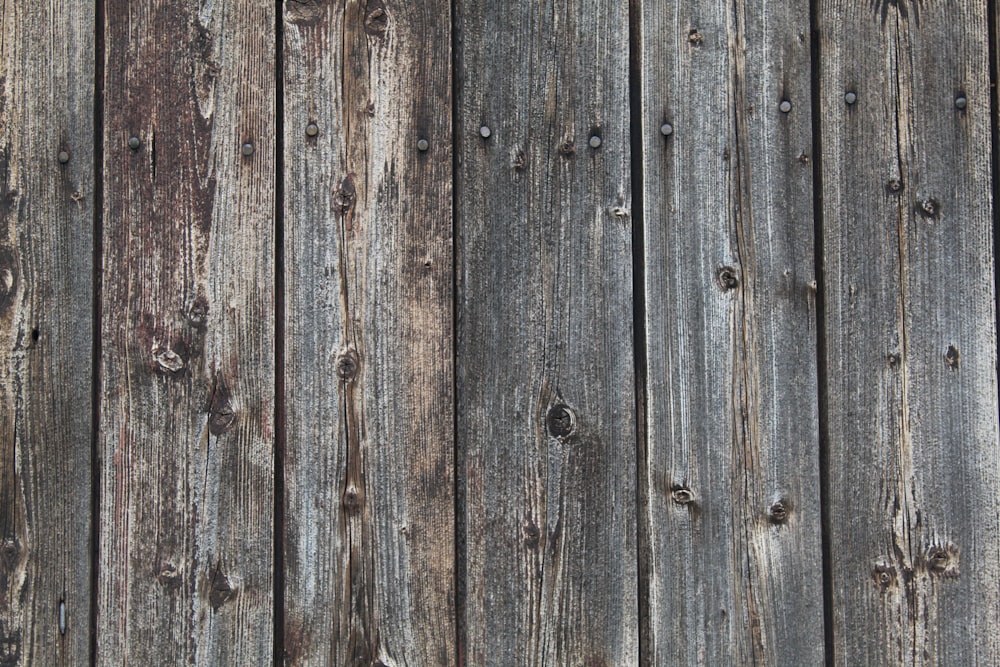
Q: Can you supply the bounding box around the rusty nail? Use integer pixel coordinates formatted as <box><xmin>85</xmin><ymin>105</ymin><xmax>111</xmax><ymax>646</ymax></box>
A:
<box><xmin>58</xmin><ymin>151</ymin><xmax>70</xmax><ymax>164</ymax></box>
<box><xmin>305</xmin><ymin>123</ymin><xmax>319</xmax><ymax>137</ymax></box>
<box><xmin>479</xmin><ymin>125</ymin><xmax>492</xmax><ymax>139</ymax></box>
<box><xmin>241</xmin><ymin>142</ymin><xmax>254</xmax><ymax>156</ymax></box>
<box><xmin>589</xmin><ymin>135</ymin><xmax>602</xmax><ymax>148</ymax></box>
<box><xmin>128</xmin><ymin>136</ymin><xmax>141</xmax><ymax>150</ymax></box>
<box><xmin>779</xmin><ymin>100</ymin><xmax>792</xmax><ymax>113</ymax></box>
<box><xmin>845</xmin><ymin>91</ymin><xmax>857</xmax><ymax>105</ymax></box>
<box><xmin>660</xmin><ymin>123</ymin><xmax>673</xmax><ymax>136</ymax></box>
<box><xmin>417</xmin><ymin>138</ymin><xmax>429</xmax><ymax>151</ymax></box>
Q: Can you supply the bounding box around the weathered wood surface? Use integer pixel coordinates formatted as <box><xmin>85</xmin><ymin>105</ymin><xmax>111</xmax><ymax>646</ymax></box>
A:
<box><xmin>455</xmin><ymin>0</ymin><xmax>637</xmax><ymax>663</ymax></box>
<box><xmin>637</xmin><ymin>1</ymin><xmax>825</xmax><ymax>664</ymax></box>
<box><xmin>282</xmin><ymin>0</ymin><xmax>455</xmax><ymax>664</ymax></box>
<box><xmin>0</xmin><ymin>2</ymin><xmax>94</xmax><ymax>664</ymax></box>
<box><xmin>819</xmin><ymin>0</ymin><xmax>1000</xmax><ymax>664</ymax></box>
<box><xmin>97</xmin><ymin>0</ymin><xmax>275</xmax><ymax>664</ymax></box>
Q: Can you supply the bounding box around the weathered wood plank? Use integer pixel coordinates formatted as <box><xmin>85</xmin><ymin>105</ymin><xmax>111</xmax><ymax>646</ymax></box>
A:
<box><xmin>819</xmin><ymin>1</ymin><xmax>1000</xmax><ymax>663</ymax></box>
<box><xmin>0</xmin><ymin>2</ymin><xmax>94</xmax><ymax>664</ymax></box>
<box><xmin>282</xmin><ymin>0</ymin><xmax>455</xmax><ymax>664</ymax></box>
<box><xmin>97</xmin><ymin>1</ymin><xmax>275</xmax><ymax>663</ymax></box>
<box><xmin>638</xmin><ymin>1</ymin><xmax>825</xmax><ymax>663</ymax></box>
<box><xmin>455</xmin><ymin>0</ymin><xmax>637</xmax><ymax>663</ymax></box>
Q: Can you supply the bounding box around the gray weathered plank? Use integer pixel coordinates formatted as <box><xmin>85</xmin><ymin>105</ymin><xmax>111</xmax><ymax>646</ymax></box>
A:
<box><xmin>0</xmin><ymin>2</ymin><xmax>94</xmax><ymax>664</ymax></box>
<box><xmin>282</xmin><ymin>0</ymin><xmax>455</xmax><ymax>664</ymax></box>
<box><xmin>819</xmin><ymin>0</ymin><xmax>1000</xmax><ymax>663</ymax></box>
<box><xmin>97</xmin><ymin>1</ymin><xmax>275</xmax><ymax>663</ymax></box>
<box><xmin>455</xmin><ymin>0</ymin><xmax>637</xmax><ymax>663</ymax></box>
<box><xmin>638</xmin><ymin>1</ymin><xmax>825</xmax><ymax>664</ymax></box>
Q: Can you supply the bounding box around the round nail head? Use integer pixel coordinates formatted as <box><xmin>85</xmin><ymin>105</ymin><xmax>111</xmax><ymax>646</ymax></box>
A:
<box><xmin>241</xmin><ymin>142</ymin><xmax>254</xmax><ymax>156</ymax></box>
<box><xmin>305</xmin><ymin>123</ymin><xmax>319</xmax><ymax>137</ymax></box>
<box><xmin>479</xmin><ymin>125</ymin><xmax>492</xmax><ymax>139</ymax></box>
<box><xmin>780</xmin><ymin>100</ymin><xmax>792</xmax><ymax>113</ymax></box>
<box><xmin>417</xmin><ymin>138</ymin><xmax>429</xmax><ymax>151</ymax></box>
<box><xmin>128</xmin><ymin>136</ymin><xmax>141</xmax><ymax>150</ymax></box>
<box><xmin>57</xmin><ymin>151</ymin><xmax>69</xmax><ymax>164</ymax></box>
<box><xmin>845</xmin><ymin>91</ymin><xmax>857</xmax><ymax>105</ymax></box>
<box><xmin>955</xmin><ymin>96</ymin><xmax>967</xmax><ymax>110</ymax></box>
<box><xmin>660</xmin><ymin>123</ymin><xmax>673</xmax><ymax>136</ymax></box>
<box><xmin>589</xmin><ymin>135</ymin><xmax>602</xmax><ymax>148</ymax></box>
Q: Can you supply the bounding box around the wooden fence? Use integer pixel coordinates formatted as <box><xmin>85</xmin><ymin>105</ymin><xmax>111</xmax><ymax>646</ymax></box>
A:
<box><xmin>0</xmin><ymin>0</ymin><xmax>997</xmax><ymax>664</ymax></box>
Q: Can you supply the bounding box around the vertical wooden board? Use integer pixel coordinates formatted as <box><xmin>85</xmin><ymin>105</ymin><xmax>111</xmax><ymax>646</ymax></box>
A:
<box><xmin>456</xmin><ymin>0</ymin><xmax>636</xmax><ymax>664</ymax></box>
<box><xmin>282</xmin><ymin>0</ymin><xmax>454</xmax><ymax>664</ymax></box>
<box><xmin>97</xmin><ymin>1</ymin><xmax>274</xmax><ymax>664</ymax></box>
<box><xmin>638</xmin><ymin>0</ymin><xmax>824</xmax><ymax>664</ymax></box>
<box><xmin>819</xmin><ymin>1</ymin><xmax>1000</xmax><ymax>663</ymax></box>
<box><xmin>0</xmin><ymin>2</ymin><xmax>93</xmax><ymax>664</ymax></box>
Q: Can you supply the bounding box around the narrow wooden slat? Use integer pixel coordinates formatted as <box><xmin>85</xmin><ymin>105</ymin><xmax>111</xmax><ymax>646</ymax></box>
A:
<box><xmin>638</xmin><ymin>1</ymin><xmax>825</xmax><ymax>663</ymax></box>
<box><xmin>0</xmin><ymin>2</ymin><xmax>94</xmax><ymax>664</ymax></box>
<box><xmin>97</xmin><ymin>1</ymin><xmax>275</xmax><ymax>663</ymax></box>
<box><xmin>819</xmin><ymin>1</ymin><xmax>1000</xmax><ymax>663</ymax></box>
<box><xmin>282</xmin><ymin>0</ymin><xmax>455</xmax><ymax>664</ymax></box>
<box><xmin>455</xmin><ymin>0</ymin><xmax>637</xmax><ymax>663</ymax></box>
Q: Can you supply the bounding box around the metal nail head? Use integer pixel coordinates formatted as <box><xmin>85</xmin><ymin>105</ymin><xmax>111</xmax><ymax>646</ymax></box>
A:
<box><xmin>955</xmin><ymin>96</ymin><xmax>967</xmax><ymax>110</ymax></box>
<box><xmin>305</xmin><ymin>123</ymin><xmax>319</xmax><ymax>137</ymax></box>
<box><xmin>128</xmin><ymin>136</ymin><xmax>141</xmax><ymax>150</ymax></box>
<box><xmin>58</xmin><ymin>151</ymin><xmax>70</xmax><ymax>164</ymax></box>
<box><xmin>845</xmin><ymin>91</ymin><xmax>857</xmax><ymax>105</ymax></box>
<box><xmin>479</xmin><ymin>125</ymin><xmax>491</xmax><ymax>139</ymax></box>
<box><xmin>241</xmin><ymin>142</ymin><xmax>254</xmax><ymax>156</ymax></box>
<box><xmin>417</xmin><ymin>138</ymin><xmax>429</xmax><ymax>151</ymax></box>
<box><xmin>660</xmin><ymin>123</ymin><xmax>673</xmax><ymax>136</ymax></box>
<box><xmin>779</xmin><ymin>100</ymin><xmax>792</xmax><ymax>113</ymax></box>
<box><xmin>589</xmin><ymin>135</ymin><xmax>602</xmax><ymax>148</ymax></box>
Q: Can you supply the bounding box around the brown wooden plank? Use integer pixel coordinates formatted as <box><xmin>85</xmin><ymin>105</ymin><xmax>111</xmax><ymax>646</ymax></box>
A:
<box><xmin>97</xmin><ymin>1</ymin><xmax>275</xmax><ymax>663</ymax></box>
<box><xmin>455</xmin><ymin>0</ymin><xmax>637</xmax><ymax>663</ymax></box>
<box><xmin>637</xmin><ymin>1</ymin><xmax>825</xmax><ymax>664</ymax></box>
<box><xmin>819</xmin><ymin>1</ymin><xmax>1000</xmax><ymax>663</ymax></box>
<box><xmin>281</xmin><ymin>0</ymin><xmax>455</xmax><ymax>664</ymax></box>
<box><xmin>0</xmin><ymin>2</ymin><xmax>94</xmax><ymax>664</ymax></box>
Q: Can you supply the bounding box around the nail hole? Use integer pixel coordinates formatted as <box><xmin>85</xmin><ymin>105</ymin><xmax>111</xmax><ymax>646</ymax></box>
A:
<box><xmin>945</xmin><ymin>345</ymin><xmax>960</xmax><ymax>370</ymax></box>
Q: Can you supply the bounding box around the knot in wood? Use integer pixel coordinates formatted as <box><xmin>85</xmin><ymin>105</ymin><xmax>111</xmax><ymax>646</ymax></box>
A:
<box><xmin>688</xmin><ymin>29</ymin><xmax>704</xmax><ymax>46</ymax></box>
<box><xmin>886</xmin><ymin>178</ymin><xmax>903</xmax><ymax>194</ymax></box>
<box><xmin>333</xmin><ymin>176</ymin><xmax>357</xmax><ymax>215</ymax></box>
<box><xmin>546</xmin><ymin>404</ymin><xmax>574</xmax><ymax>438</ymax></box>
<box><xmin>717</xmin><ymin>266</ymin><xmax>740</xmax><ymax>291</ymax></box>
<box><xmin>916</xmin><ymin>197</ymin><xmax>940</xmax><ymax>220</ymax></box>
<box><xmin>768</xmin><ymin>500</ymin><xmax>789</xmax><ymax>523</ymax></box>
<box><xmin>335</xmin><ymin>348</ymin><xmax>359</xmax><ymax>381</ymax></box>
<box><xmin>671</xmin><ymin>487</ymin><xmax>694</xmax><ymax>505</ymax></box>
<box><xmin>343</xmin><ymin>485</ymin><xmax>362</xmax><ymax>512</ymax></box>
<box><xmin>925</xmin><ymin>544</ymin><xmax>959</xmax><ymax>577</ymax></box>
<box><xmin>522</xmin><ymin>519</ymin><xmax>540</xmax><ymax>549</ymax></box>
<box><xmin>558</xmin><ymin>139</ymin><xmax>576</xmax><ymax>157</ymax></box>
<box><xmin>209</xmin><ymin>568</ymin><xmax>235</xmax><ymax>611</ymax></box>
<box><xmin>152</xmin><ymin>345</ymin><xmax>185</xmax><ymax>373</ymax></box>
<box><xmin>157</xmin><ymin>562</ymin><xmax>182</xmax><ymax>589</ymax></box>
<box><xmin>364</xmin><ymin>3</ymin><xmax>389</xmax><ymax>36</ymax></box>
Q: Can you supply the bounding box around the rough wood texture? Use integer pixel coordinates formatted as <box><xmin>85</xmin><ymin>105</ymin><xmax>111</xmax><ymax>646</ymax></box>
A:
<box><xmin>282</xmin><ymin>0</ymin><xmax>455</xmax><ymax>664</ymax></box>
<box><xmin>637</xmin><ymin>1</ymin><xmax>825</xmax><ymax>664</ymax></box>
<box><xmin>819</xmin><ymin>1</ymin><xmax>1000</xmax><ymax>663</ymax></box>
<box><xmin>0</xmin><ymin>2</ymin><xmax>94</xmax><ymax>664</ymax></box>
<box><xmin>97</xmin><ymin>1</ymin><xmax>275</xmax><ymax>663</ymax></box>
<box><xmin>455</xmin><ymin>0</ymin><xmax>637</xmax><ymax>663</ymax></box>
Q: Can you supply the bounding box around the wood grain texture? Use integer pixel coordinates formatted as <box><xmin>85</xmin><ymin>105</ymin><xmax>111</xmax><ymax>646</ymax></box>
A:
<box><xmin>637</xmin><ymin>1</ymin><xmax>825</xmax><ymax>664</ymax></box>
<box><xmin>819</xmin><ymin>0</ymin><xmax>1000</xmax><ymax>663</ymax></box>
<box><xmin>455</xmin><ymin>0</ymin><xmax>637</xmax><ymax>663</ymax></box>
<box><xmin>0</xmin><ymin>2</ymin><xmax>94</xmax><ymax>664</ymax></box>
<box><xmin>282</xmin><ymin>0</ymin><xmax>455</xmax><ymax>664</ymax></box>
<box><xmin>97</xmin><ymin>0</ymin><xmax>275</xmax><ymax>663</ymax></box>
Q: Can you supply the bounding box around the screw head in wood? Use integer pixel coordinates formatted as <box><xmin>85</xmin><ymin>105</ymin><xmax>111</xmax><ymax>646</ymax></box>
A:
<box><xmin>845</xmin><ymin>91</ymin><xmax>857</xmax><ymax>105</ymax></box>
<box><xmin>589</xmin><ymin>135</ymin><xmax>602</xmax><ymax>148</ymax></box>
<box><xmin>660</xmin><ymin>123</ymin><xmax>673</xmax><ymax>136</ymax></box>
<box><xmin>417</xmin><ymin>138</ymin><xmax>430</xmax><ymax>151</ymax></box>
<box><xmin>241</xmin><ymin>142</ymin><xmax>254</xmax><ymax>156</ymax></box>
<box><xmin>779</xmin><ymin>100</ymin><xmax>792</xmax><ymax>113</ymax></box>
<box><xmin>305</xmin><ymin>122</ymin><xmax>319</xmax><ymax>137</ymax></box>
<box><xmin>479</xmin><ymin>125</ymin><xmax>492</xmax><ymax>139</ymax></box>
<box><xmin>128</xmin><ymin>136</ymin><xmax>141</xmax><ymax>150</ymax></box>
<box><xmin>955</xmin><ymin>95</ymin><xmax>967</xmax><ymax>110</ymax></box>
<box><xmin>57</xmin><ymin>151</ymin><xmax>70</xmax><ymax>164</ymax></box>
